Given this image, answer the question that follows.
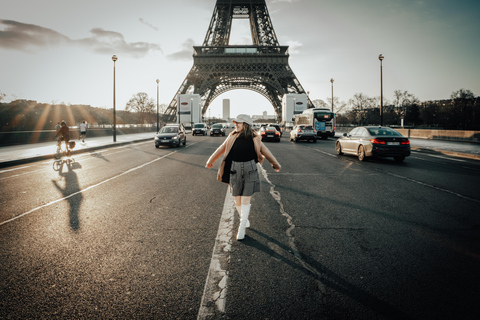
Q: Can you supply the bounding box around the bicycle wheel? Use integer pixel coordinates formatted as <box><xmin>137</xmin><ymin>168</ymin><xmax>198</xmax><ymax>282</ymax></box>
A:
<box><xmin>54</xmin><ymin>146</ymin><xmax>62</xmax><ymax>160</ymax></box>
<box><xmin>53</xmin><ymin>160</ymin><xmax>62</xmax><ymax>171</ymax></box>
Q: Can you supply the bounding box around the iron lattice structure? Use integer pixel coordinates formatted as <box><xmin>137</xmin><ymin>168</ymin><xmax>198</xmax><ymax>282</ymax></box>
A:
<box><xmin>165</xmin><ymin>0</ymin><xmax>313</xmax><ymax>122</ymax></box>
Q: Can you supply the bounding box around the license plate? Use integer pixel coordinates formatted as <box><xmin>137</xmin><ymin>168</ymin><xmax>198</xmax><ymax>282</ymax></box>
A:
<box><xmin>387</xmin><ymin>142</ymin><xmax>400</xmax><ymax>145</ymax></box>
<box><xmin>304</xmin><ymin>130</ymin><xmax>312</xmax><ymax>133</ymax></box>
<box><xmin>267</xmin><ymin>135</ymin><xmax>273</xmax><ymax>137</ymax></box>
<box><xmin>162</xmin><ymin>140</ymin><xmax>170</xmax><ymax>143</ymax></box>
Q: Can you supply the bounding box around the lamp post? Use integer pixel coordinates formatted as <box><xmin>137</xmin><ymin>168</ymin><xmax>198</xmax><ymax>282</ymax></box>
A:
<box><xmin>156</xmin><ymin>79</ymin><xmax>160</xmax><ymax>132</ymax></box>
<box><xmin>379</xmin><ymin>54</ymin><xmax>384</xmax><ymax>126</ymax></box>
<box><xmin>112</xmin><ymin>55</ymin><xmax>117</xmax><ymax>142</ymax></box>
<box><xmin>330</xmin><ymin>78</ymin><xmax>334</xmax><ymax>112</ymax></box>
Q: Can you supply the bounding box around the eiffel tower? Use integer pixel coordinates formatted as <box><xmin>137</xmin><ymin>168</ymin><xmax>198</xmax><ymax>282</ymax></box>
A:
<box><xmin>164</xmin><ymin>0</ymin><xmax>313</xmax><ymax>122</ymax></box>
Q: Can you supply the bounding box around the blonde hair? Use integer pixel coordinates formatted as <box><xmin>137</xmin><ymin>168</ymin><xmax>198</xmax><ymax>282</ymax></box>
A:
<box><xmin>238</xmin><ymin>122</ymin><xmax>256</xmax><ymax>140</ymax></box>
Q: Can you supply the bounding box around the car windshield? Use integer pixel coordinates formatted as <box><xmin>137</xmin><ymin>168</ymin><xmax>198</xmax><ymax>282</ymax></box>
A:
<box><xmin>266</xmin><ymin>127</ymin><xmax>276</xmax><ymax>131</ymax></box>
<box><xmin>193</xmin><ymin>124</ymin><xmax>205</xmax><ymax>128</ymax></box>
<box><xmin>212</xmin><ymin>124</ymin><xmax>222</xmax><ymax>128</ymax></box>
<box><xmin>160</xmin><ymin>127</ymin><xmax>178</xmax><ymax>133</ymax></box>
<box><xmin>304</xmin><ymin>126</ymin><xmax>313</xmax><ymax>130</ymax></box>
<box><xmin>367</xmin><ymin>127</ymin><xmax>401</xmax><ymax>136</ymax></box>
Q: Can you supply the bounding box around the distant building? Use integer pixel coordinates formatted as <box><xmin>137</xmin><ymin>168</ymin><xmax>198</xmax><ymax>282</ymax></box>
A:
<box><xmin>252</xmin><ymin>111</ymin><xmax>275</xmax><ymax>122</ymax></box>
<box><xmin>223</xmin><ymin>99</ymin><xmax>230</xmax><ymax>120</ymax></box>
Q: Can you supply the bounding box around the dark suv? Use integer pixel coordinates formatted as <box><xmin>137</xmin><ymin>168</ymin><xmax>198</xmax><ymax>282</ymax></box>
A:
<box><xmin>192</xmin><ymin>123</ymin><xmax>208</xmax><ymax>136</ymax></box>
<box><xmin>210</xmin><ymin>123</ymin><xmax>225</xmax><ymax>136</ymax></box>
<box><xmin>155</xmin><ymin>124</ymin><xmax>186</xmax><ymax>148</ymax></box>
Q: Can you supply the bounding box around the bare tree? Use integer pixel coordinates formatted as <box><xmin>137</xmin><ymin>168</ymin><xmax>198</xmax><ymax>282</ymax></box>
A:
<box><xmin>312</xmin><ymin>99</ymin><xmax>328</xmax><ymax>108</ymax></box>
<box><xmin>349</xmin><ymin>93</ymin><xmax>376</xmax><ymax>125</ymax></box>
<box><xmin>393</xmin><ymin>90</ymin><xmax>419</xmax><ymax>120</ymax></box>
<box><xmin>126</xmin><ymin>92</ymin><xmax>155</xmax><ymax>123</ymax></box>
<box><xmin>0</xmin><ymin>91</ymin><xmax>5</xmax><ymax>102</ymax></box>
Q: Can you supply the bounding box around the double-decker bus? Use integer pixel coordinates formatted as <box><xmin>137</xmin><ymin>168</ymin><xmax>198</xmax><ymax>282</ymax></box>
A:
<box><xmin>294</xmin><ymin>108</ymin><xmax>336</xmax><ymax>139</ymax></box>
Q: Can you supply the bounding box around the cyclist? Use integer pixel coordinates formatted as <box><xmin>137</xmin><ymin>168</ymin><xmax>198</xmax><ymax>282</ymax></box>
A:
<box><xmin>55</xmin><ymin>120</ymin><xmax>70</xmax><ymax>154</ymax></box>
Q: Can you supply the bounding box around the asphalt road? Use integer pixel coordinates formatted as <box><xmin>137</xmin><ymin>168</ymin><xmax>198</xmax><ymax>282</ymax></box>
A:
<box><xmin>1</xmin><ymin>132</ymin><xmax>479</xmax><ymax>319</ymax></box>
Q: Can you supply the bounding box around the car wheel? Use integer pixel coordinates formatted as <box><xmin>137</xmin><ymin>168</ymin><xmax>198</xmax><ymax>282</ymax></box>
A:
<box><xmin>335</xmin><ymin>141</ymin><xmax>343</xmax><ymax>155</ymax></box>
<box><xmin>155</xmin><ymin>144</ymin><xmax>159</xmax><ymax>149</ymax></box>
<box><xmin>294</xmin><ymin>137</ymin><xmax>298</xmax><ymax>143</ymax></box>
<box><xmin>394</xmin><ymin>156</ymin><xmax>405</xmax><ymax>162</ymax></box>
<box><xmin>183</xmin><ymin>138</ymin><xmax>186</xmax><ymax>146</ymax></box>
<box><xmin>313</xmin><ymin>139</ymin><xmax>317</xmax><ymax>143</ymax></box>
<box><xmin>358</xmin><ymin>145</ymin><xmax>366</xmax><ymax>161</ymax></box>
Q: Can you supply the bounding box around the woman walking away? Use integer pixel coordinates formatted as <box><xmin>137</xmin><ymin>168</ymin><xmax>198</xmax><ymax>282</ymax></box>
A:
<box><xmin>206</xmin><ymin>114</ymin><xmax>281</xmax><ymax>240</ymax></box>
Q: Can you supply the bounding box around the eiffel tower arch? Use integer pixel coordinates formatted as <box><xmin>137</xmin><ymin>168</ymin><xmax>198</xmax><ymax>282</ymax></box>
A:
<box><xmin>164</xmin><ymin>0</ymin><xmax>313</xmax><ymax>122</ymax></box>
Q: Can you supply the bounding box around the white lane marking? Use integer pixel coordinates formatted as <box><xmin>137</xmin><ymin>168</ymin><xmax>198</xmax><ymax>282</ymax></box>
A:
<box><xmin>0</xmin><ymin>143</ymin><xmax>197</xmax><ymax>226</ymax></box>
<box><xmin>384</xmin><ymin>170</ymin><xmax>480</xmax><ymax>204</ymax></box>
<box><xmin>197</xmin><ymin>188</ymin><xmax>234</xmax><ymax>319</ymax></box>
<box><xmin>258</xmin><ymin>164</ymin><xmax>327</xmax><ymax>304</ymax></box>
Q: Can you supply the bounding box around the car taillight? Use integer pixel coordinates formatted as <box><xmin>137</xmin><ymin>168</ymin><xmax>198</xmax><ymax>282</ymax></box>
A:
<box><xmin>261</xmin><ymin>131</ymin><xmax>266</xmax><ymax>135</ymax></box>
<box><xmin>370</xmin><ymin>138</ymin><xmax>386</xmax><ymax>145</ymax></box>
<box><xmin>401</xmin><ymin>140</ymin><xmax>410</xmax><ymax>145</ymax></box>
<box><xmin>275</xmin><ymin>131</ymin><xmax>280</xmax><ymax>136</ymax></box>
<box><xmin>297</xmin><ymin>129</ymin><xmax>302</xmax><ymax>133</ymax></box>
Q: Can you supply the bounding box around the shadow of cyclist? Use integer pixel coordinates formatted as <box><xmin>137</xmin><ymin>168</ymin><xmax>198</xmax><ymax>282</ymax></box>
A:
<box><xmin>52</xmin><ymin>160</ymin><xmax>83</xmax><ymax>231</ymax></box>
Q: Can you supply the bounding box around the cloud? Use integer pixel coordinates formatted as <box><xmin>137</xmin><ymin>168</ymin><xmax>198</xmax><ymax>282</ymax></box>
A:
<box><xmin>166</xmin><ymin>38</ymin><xmax>195</xmax><ymax>61</ymax></box>
<box><xmin>286</xmin><ymin>40</ymin><xmax>303</xmax><ymax>54</ymax></box>
<box><xmin>0</xmin><ymin>19</ymin><xmax>161</xmax><ymax>57</ymax></box>
<box><xmin>0</xmin><ymin>20</ymin><xmax>69</xmax><ymax>50</ymax></box>
<box><xmin>139</xmin><ymin>18</ymin><xmax>158</xmax><ymax>31</ymax></box>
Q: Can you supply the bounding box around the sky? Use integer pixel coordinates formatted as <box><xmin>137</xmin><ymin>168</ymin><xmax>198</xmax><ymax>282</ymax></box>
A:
<box><xmin>1</xmin><ymin>0</ymin><xmax>479</xmax><ymax>119</ymax></box>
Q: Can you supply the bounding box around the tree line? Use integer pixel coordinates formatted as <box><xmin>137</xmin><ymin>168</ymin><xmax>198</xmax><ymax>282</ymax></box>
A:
<box><xmin>1</xmin><ymin>89</ymin><xmax>479</xmax><ymax>131</ymax></box>
<box><xmin>314</xmin><ymin>89</ymin><xmax>479</xmax><ymax>130</ymax></box>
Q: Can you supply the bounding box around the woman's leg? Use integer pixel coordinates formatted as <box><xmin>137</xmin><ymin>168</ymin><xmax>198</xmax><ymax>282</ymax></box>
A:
<box><xmin>237</xmin><ymin>196</ymin><xmax>252</xmax><ymax>240</ymax></box>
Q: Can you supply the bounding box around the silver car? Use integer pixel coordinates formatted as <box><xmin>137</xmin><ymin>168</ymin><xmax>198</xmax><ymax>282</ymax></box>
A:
<box><xmin>336</xmin><ymin>126</ymin><xmax>410</xmax><ymax>162</ymax></box>
<box><xmin>290</xmin><ymin>125</ymin><xmax>317</xmax><ymax>143</ymax></box>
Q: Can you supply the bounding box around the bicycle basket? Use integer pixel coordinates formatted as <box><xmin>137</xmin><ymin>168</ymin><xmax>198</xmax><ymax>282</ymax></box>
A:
<box><xmin>69</xmin><ymin>141</ymin><xmax>76</xmax><ymax>149</ymax></box>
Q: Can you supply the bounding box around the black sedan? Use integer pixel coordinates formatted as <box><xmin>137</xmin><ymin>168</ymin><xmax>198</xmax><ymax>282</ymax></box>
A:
<box><xmin>335</xmin><ymin>126</ymin><xmax>410</xmax><ymax>162</ymax></box>
<box><xmin>155</xmin><ymin>124</ymin><xmax>186</xmax><ymax>148</ymax></box>
<box><xmin>260</xmin><ymin>126</ymin><xmax>281</xmax><ymax>142</ymax></box>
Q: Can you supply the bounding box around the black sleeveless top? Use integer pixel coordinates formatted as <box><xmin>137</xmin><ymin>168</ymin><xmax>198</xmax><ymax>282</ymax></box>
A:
<box><xmin>221</xmin><ymin>133</ymin><xmax>258</xmax><ymax>183</ymax></box>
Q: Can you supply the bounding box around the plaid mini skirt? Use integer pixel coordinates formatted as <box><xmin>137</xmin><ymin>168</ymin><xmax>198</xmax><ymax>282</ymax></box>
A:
<box><xmin>229</xmin><ymin>160</ymin><xmax>261</xmax><ymax>196</ymax></box>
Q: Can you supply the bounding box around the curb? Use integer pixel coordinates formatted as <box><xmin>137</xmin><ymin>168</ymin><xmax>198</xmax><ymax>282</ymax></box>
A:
<box><xmin>411</xmin><ymin>147</ymin><xmax>480</xmax><ymax>161</ymax></box>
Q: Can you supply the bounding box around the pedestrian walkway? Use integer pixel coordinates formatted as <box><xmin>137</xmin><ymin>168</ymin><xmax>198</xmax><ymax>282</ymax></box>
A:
<box><xmin>0</xmin><ymin>132</ymin><xmax>156</xmax><ymax>168</ymax></box>
<box><xmin>0</xmin><ymin>132</ymin><xmax>479</xmax><ymax>168</ymax></box>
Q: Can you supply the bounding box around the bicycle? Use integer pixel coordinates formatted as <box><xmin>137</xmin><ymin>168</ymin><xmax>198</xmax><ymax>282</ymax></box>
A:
<box><xmin>53</xmin><ymin>139</ymin><xmax>75</xmax><ymax>170</ymax></box>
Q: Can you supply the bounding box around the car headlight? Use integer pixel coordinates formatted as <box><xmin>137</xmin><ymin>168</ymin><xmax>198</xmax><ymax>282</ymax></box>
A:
<box><xmin>173</xmin><ymin>136</ymin><xmax>178</xmax><ymax>140</ymax></box>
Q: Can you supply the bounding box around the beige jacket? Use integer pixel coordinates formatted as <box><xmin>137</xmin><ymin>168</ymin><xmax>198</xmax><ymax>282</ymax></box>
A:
<box><xmin>206</xmin><ymin>132</ymin><xmax>281</xmax><ymax>182</ymax></box>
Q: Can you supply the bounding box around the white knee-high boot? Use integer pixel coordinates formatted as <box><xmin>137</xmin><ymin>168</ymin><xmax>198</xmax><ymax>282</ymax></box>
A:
<box><xmin>235</xmin><ymin>205</ymin><xmax>250</xmax><ymax>228</ymax></box>
<box><xmin>237</xmin><ymin>204</ymin><xmax>251</xmax><ymax>240</ymax></box>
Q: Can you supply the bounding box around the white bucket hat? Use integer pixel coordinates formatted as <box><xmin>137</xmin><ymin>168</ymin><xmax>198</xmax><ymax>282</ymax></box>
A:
<box><xmin>232</xmin><ymin>114</ymin><xmax>253</xmax><ymax>126</ymax></box>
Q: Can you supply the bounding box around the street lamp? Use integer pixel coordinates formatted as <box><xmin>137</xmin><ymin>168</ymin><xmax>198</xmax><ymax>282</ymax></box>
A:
<box><xmin>112</xmin><ymin>55</ymin><xmax>117</xmax><ymax>142</ymax></box>
<box><xmin>156</xmin><ymin>79</ymin><xmax>160</xmax><ymax>132</ymax></box>
<box><xmin>330</xmin><ymin>78</ymin><xmax>334</xmax><ymax>112</ymax></box>
<box><xmin>379</xmin><ymin>54</ymin><xmax>384</xmax><ymax>126</ymax></box>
